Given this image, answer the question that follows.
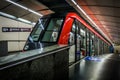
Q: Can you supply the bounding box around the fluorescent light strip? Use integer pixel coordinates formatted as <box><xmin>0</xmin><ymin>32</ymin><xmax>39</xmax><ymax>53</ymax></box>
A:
<box><xmin>0</xmin><ymin>12</ymin><xmax>16</xmax><ymax>19</ymax></box>
<box><xmin>18</xmin><ymin>18</ymin><xmax>31</xmax><ymax>24</ymax></box>
<box><xmin>71</xmin><ymin>0</ymin><xmax>112</xmax><ymax>44</ymax></box>
<box><xmin>71</xmin><ymin>0</ymin><xmax>77</xmax><ymax>5</ymax></box>
<box><xmin>32</xmin><ymin>22</ymin><xmax>36</xmax><ymax>25</ymax></box>
<box><xmin>0</xmin><ymin>11</ymin><xmax>36</xmax><ymax>25</ymax></box>
<box><xmin>6</xmin><ymin>0</ymin><xmax>43</xmax><ymax>16</ymax></box>
<box><xmin>6</xmin><ymin>0</ymin><xmax>28</xmax><ymax>10</ymax></box>
<box><xmin>28</xmin><ymin>9</ymin><xmax>42</xmax><ymax>16</ymax></box>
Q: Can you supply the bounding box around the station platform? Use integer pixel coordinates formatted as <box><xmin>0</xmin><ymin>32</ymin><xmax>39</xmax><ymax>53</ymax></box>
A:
<box><xmin>0</xmin><ymin>49</ymin><xmax>118</xmax><ymax>80</ymax></box>
<box><xmin>69</xmin><ymin>53</ymin><xmax>119</xmax><ymax>80</ymax></box>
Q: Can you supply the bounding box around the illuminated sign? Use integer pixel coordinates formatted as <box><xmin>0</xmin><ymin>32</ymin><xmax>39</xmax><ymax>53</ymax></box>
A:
<box><xmin>2</xmin><ymin>27</ymin><xmax>31</xmax><ymax>32</ymax></box>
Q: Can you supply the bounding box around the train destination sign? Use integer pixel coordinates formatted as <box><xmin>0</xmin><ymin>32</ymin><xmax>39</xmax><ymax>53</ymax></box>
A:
<box><xmin>2</xmin><ymin>27</ymin><xmax>31</xmax><ymax>32</ymax></box>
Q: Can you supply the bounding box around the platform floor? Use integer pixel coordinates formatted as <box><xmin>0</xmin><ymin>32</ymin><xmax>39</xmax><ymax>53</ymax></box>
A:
<box><xmin>69</xmin><ymin>53</ymin><xmax>120</xmax><ymax>80</ymax></box>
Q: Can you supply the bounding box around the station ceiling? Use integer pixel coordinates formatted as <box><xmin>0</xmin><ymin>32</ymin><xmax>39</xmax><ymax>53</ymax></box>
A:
<box><xmin>75</xmin><ymin>0</ymin><xmax>120</xmax><ymax>45</ymax></box>
<box><xmin>0</xmin><ymin>0</ymin><xmax>120</xmax><ymax>45</ymax></box>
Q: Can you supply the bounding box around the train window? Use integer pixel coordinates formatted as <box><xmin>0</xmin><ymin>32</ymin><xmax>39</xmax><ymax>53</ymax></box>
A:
<box><xmin>69</xmin><ymin>22</ymin><xmax>76</xmax><ymax>45</ymax></box>
<box><xmin>80</xmin><ymin>29</ymin><xmax>85</xmax><ymax>36</ymax></box>
<box><xmin>41</xmin><ymin>18</ymin><xmax>63</xmax><ymax>42</ymax></box>
<box><xmin>80</xmin><ymin>29</ymin><xmax>86</xmax><ymax>48</ymax></box>
<box><xmin>71</xmin><ymin>23</ymin><xmax>76</xmax><ymax>33</ymax></box>
<box><xmin>30</xmin><ymin>18</ymin><xmax>48</xmax><ymax>42</ymax></box>
<box><xmin>69</xmin><ymin>32</ymin><xmax>75</xmax><ymax>45</ymax></box>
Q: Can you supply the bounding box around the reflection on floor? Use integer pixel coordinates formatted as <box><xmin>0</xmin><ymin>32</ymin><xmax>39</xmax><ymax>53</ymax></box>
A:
<box><xmin>69</xmin><ymin>53</ymin><xmax>120</xmax><ymax>80</ymax></box>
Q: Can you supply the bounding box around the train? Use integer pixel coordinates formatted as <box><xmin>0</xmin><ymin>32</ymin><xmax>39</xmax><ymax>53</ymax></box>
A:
<box><xmin>23</xmin><ymin>12</ymin><xmax>111</xmax><ymax>63</ymax></box>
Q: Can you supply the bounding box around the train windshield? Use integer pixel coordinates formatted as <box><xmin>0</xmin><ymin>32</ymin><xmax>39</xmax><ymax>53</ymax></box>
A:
<box><xmin>41</xmin><ymin>18</ymin><xmax>64</xmax><ymax>42</ymax></box>
<box><xmin>24</xmin><ymin>17</ymin><xmax>64</xmax><ymax>51</ymax></box>
<box><xmin>30</xmin><ymin>18</ymin><xmax>47</xmax><ymax>42</ymax></box>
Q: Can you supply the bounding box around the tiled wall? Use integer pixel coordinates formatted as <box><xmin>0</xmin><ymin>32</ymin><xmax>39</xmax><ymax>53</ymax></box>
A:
<box><xmin>0</xmin><ymin>16</ymin><xmax>33</xmax><ymax>52</ymax></box>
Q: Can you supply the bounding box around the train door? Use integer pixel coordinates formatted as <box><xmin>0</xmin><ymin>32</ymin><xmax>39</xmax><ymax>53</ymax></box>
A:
<box><xmin>86</xmin><ymin>30</ymin><xmax>90</xmax><ymax>56</ymax></box>
<box><xmin>69</xmin><ymin>22</ymin><xmax>76</xmax><ymax>64</ymax></box>
<box><xmin>97</xmin><ymin>38</ymin><xmax>100</xmax><ymax>55</ymax></box>
<box><xmin>75</xmin><ymin>20</ymin><xmax>87</xmax><ymax>60</ymax></box>
<box><xmin>75</xmin><ymin>22</ymin><xmax>81</xmax><ymax>61</ymax></box>
<box><xmin>69</xmin><ymin>20</ymin><xmax>81</xmax><ymax>63</ymax></box>
<box><xmin>94</xmin><ymin>35</ymin><xmax>98</xmax><ymax>55</ymax></box>
<box><xmin>101</xmin><ymin>41</ymin><xmax>104</xmax><ymax>54</ymax></box>
<box><xmin>80</xmin><ymin>28</ymin><xmax>86</xmax><ymax>58</ymax></box>
<box><xmin>90</xmin><ymin>33</ymin><xmax>95</xmax><ymax>56</ymax></box>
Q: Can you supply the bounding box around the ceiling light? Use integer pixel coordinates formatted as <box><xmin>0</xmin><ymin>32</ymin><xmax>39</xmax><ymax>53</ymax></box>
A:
<box><xmin>6</xmin><ymin>0</ymin><xmax>43</xmax><ymax>16</ymax></box>
<box><xmin>6</xmin><ymin>0</ymin><xmax>28</xmax><ymax>10</ymax></box>
<box><xmin>71</xmin><ymin>0</ymin><xmax>77</xmax><ymax>5</ymax></box>
<box><xmin>18</xmin><ymin>18</ymin><xmax>31</xmax><ymax>24</ymax></box>
<box><xmin>0</xmin><ymin>11</ymin><xmax>35</xmax><ymax>25</ymax></box>
<box><xmin>0</xmin><ymin>12</ymin><xmax>16</xmax><ymax>19</ymax></box>
<box><xmin>28</xmin><ymin>9</ymin><xmax>42</xmax><ymax>16</ymax></box>
<box><xmin>32</xmin><ymin>22</ymin><xmax>36</xmax><ymax>25</ymax></box>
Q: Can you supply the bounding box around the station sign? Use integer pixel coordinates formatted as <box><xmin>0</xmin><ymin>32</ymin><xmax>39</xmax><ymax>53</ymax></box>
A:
<box><xmin>2</xmin><ymin>27</ymin><xmax>31</xmax><ymax>32</ymax></box>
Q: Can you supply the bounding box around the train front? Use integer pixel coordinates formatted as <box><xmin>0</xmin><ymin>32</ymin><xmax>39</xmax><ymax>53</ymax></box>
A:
<box><xmin>23</xmin><ymin>13</ymin><xmax>65</xmax><ymax>51</ymax></box>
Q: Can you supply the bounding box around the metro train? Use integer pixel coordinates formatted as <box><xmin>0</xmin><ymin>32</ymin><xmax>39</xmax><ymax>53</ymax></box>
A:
<box><xmin>23</xmin><ymin>12</ymin><xmax>111</xmax><ymax>63</ymax></box>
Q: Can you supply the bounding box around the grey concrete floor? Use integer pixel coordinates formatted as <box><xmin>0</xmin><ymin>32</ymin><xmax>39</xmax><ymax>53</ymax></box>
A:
<box><xmin>69</xmin><ymin>53</ymin><xmax>120</xmax><ymax>80</ymax></box>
